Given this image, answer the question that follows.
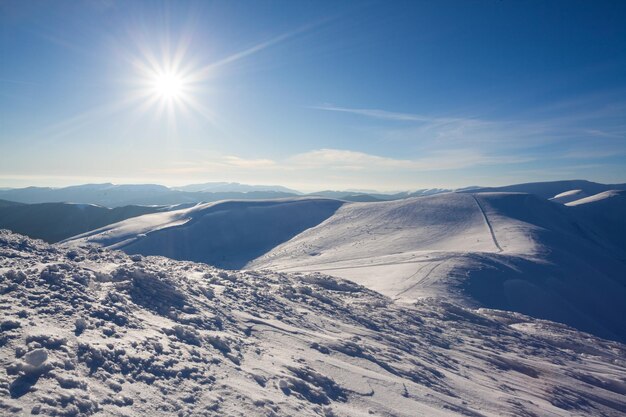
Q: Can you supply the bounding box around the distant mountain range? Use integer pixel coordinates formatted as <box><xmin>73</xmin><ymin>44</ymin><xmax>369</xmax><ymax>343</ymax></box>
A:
<box><xmin>0</xmin><ymin>178</ymin><xmax>625</xmax><ymax>210</ymax></box>
<box><xmin>0</xmin><ymin>183</ymin><xmax>300</xmax><ymax>207</ymax></box>
<box><xmin>461</xmin><ymin>179</ymin><xmax>626</xmax><ymax>199</ymax></box>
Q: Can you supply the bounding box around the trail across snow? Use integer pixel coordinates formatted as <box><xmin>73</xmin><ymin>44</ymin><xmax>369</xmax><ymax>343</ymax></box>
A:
<box><xmin>470</xmin><ymin>194</ymin><xmax>503</xmax><ymax>252</ymax></box>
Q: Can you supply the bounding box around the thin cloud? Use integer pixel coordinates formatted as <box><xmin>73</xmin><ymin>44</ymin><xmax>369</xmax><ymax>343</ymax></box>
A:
<box><xmin>195</xmin><ymin>18</ymin><xmax>332</xmax><ymax>77</ymax></box>
<box><xmin>313</xmin><ymin>102</ymin><xmax>626</xmax><ymax>162</ymax></box>
<box><xmin>222</xmin><ymin>156</ymin><xmax>276</xmax><ymax>168</ymax></box>
<box><xmin>288</xmin><ymin>148</ymin><xmax>532</xmax><ymax>172</ymax></box>
<box><xmin>145</xmin><ymin>148</ymin><xmax>531</xmax><ymax>178</ymax></box>
<box><xmin>313</xmin><ymin>105</ymin><xmax>434</xmax><ymax>122</ymax></box>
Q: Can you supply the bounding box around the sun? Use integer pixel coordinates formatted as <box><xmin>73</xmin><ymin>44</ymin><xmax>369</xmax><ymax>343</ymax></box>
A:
<box><xmin>129</xmin><ymin>41</ymin><xmax>216</xmax><ymax>126</ymax></box>
<box><xmin>152</xmin><ymin>72</ymin><xmax>184</xmax><ymax>100</ymax></box>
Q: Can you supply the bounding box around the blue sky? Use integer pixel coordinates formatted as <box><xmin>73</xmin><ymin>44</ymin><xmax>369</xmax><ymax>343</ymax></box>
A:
<box><xmin>1</xmin><ymin>0</ymin><xmax>625</xmax><ymax>191</ymax></box>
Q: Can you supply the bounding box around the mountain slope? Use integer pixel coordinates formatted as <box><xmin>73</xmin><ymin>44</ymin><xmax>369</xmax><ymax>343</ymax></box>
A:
<box><xmin>65</xmin><ymin>199</ymin><xmax>344</xmax><ymax>269</ymax></box>
<box><xmin>251</xmin><ymin>192</ymin><xmax>626</xmax><ymax>342</ymax></box>
<box><xmin>565</xmin><ymin>190</ymin><xmax>626</xmax><ymax>258</ymax></box>
<box><xmin>62</xmin><ymin>191</ymin><xmax>626</xmax><ymax>342</ymax></box>
<box><xmin>0</xmin><ymin>199</ymin><xmax>24</xmax><ymax>208</ymax></box>
<box><xmin>2</xmin><ymin>231</ymin><xmax>626</xmax><ymax>416</ymax></box>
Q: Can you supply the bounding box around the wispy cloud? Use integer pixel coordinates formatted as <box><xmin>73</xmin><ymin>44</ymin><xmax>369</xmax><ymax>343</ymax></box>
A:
<box><xmin>312</xmin><ymin>105</ymin><xmax>437</xmax><ymax>123</ymax></box>
<box><xmin>145</xmin><ymin>148</ymin><xmax>532</xmax><ymax>180</ymax></box>
<box><xmin>222</xmin><ymin>156</ymin><xmax>276</xmax><ymax>168</ymax></box>
<box><xmin>314</xmin><ymin>102</ymin><xmax>626</xmax><ymax>157</ymax></box>
<box><xmin>195</xmin><ymin>18</ymin><xmax>331</xmax><ymax>77</ymax></box>
<box><xmin>132</xmin><ymin>147</ymin><xmax>540</xmax><ymax>192</ymax></box>
<box><xmin>288</xmin><ymin>148</ymin><xmax>532</xmax><ymax>171</ymax></box>
<box><xmin>560</xmin><ymin>148</ymin><xmax>626</xmax><ymax>160</ymax></box>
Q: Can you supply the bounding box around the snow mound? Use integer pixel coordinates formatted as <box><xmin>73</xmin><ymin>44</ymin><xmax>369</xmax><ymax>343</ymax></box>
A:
<box><xmin>2</xmin><ymin>231</ymin><xmax>626</xmax><ymax>416</ymax></box>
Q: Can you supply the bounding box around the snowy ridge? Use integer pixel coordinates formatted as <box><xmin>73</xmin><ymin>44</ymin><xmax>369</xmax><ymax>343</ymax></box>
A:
<box><xmin>2</xmin><ymin>231</ymin><xmax>626</xmax><ymax>416</ymax></box>
<box><xmin>461</xmin><ymin>180</ymin><xmax>626</xmax><ymax>199</ymax></box>
<box><xmin>251</xmin><ymin>192</ymin><xmax>626</xmax><ymax>342</ymax></box>
<box><xmin>65</xmin><ymin>199</ymin><xmax>343</xmax><ymax>269</ymax></box>
<box><xmin>566</xmin><ymin>189</ymin><xmax>626</xmax><ymax>206</ymax></box>
<box><xmin>549</xmin><ymin>189</ymin><xmax>589</xmax><ymax>204</ymax></box>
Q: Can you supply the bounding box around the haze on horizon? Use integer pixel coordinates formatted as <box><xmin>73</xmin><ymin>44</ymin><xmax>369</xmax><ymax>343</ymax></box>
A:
<box><xmin>1</xmin><ymin>0</ymin><xmax>625</xmax><ymax>192</ymax></box>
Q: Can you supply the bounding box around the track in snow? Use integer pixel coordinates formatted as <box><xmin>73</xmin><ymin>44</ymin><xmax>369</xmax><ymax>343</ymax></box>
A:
<box><xmin>470</xmin><ymin>194</ymin><xmax>503</xmax><ymax>252</ymax></box>
<box><xmin>393</xmin><ymin>259</ymin><xmax>448</xmax><ymax>299</ymax></box>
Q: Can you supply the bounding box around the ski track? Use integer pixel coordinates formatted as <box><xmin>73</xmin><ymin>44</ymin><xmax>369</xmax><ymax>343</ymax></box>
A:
<box><xmin>393</xmin><ymin>259</ymin><xmax>446</xmax><ymax>299</ymax></box>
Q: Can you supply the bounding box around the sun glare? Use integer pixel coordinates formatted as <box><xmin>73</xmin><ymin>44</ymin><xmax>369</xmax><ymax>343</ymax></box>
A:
<box><xmin>152</xmin><ymin>72</ymin><xmax>184</xmax><ymax>100</ymax></box>
<box><xmin>129</xmin><ymin>38</ymin><xmax>218</xmax><ymax>126</ymax></box>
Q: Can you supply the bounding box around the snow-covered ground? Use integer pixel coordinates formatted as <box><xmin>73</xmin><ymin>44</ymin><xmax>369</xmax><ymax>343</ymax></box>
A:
<box><xmin>2</xmin><ymin>230</ymin><xmax>626</xmax><ymax>416</ymax></box>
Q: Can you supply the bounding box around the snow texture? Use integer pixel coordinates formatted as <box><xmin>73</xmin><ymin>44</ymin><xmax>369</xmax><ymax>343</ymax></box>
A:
<box><xmin>2</xmin><ymin>230</ymin><xmax>626</xmax><ymax>416</ymax></box>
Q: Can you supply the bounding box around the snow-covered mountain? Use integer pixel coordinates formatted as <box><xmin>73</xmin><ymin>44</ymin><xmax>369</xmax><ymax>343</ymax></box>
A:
<box><xmin>64</xmin><ymin>191</ymin><xmax>626</xmax><ymax>343</ymax></box>
<box><xmin>64</xmin><ymin>199</ymin><xmax>344</xmax><ymax>269</ymax></box>
<box><xmin>0</xmin><ymin>184</ymin><xmax>172</xmax><ymax>207</ymax></box>
<box><xmin>2</xmin><ymin>180</ymin><xmax>623</xmax><ymax>208</ymax></box>
<box><xmin>565</xmin><ymin>190</ymin><xmax>626</xmax><ymax>255</ymax></box>
<box><xmin>567</xmin><ymin>189</ymin><xmax>626</xmax><ymax>206</ymax></box>
<box><xmin>2</xmin><ymin>230</ymin><xmax>626</xmax><ymax>416</ymax></box>
<box><xmin>251</xmin><ymin>192</ymin><xmax>626</xmax><ymax>343</ymax></box>
<box><xmin>462</xmin><ymin>179</ymin><xmax>626</xmax><ymax>199</ymax></box>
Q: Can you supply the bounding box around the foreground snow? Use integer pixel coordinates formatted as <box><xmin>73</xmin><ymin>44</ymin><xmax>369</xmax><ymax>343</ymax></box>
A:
<box><xmin>1</xmin><ymin>231</ymin><xmax>626</xmax><ymax>416</ymax></box>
